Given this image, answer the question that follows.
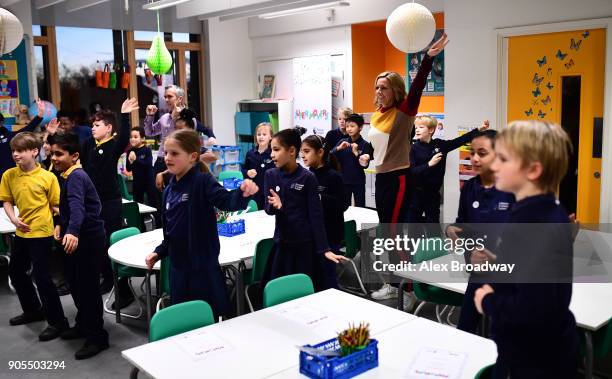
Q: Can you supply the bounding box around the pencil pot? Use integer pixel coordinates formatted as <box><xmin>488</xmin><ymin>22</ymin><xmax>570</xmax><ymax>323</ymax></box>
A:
<box><xmin>299</xmin><ymin>338</ymin><xmax>378</xmax><ymax>379</ymax></box>
<box><xmin>217</xmin><ymin>219</ymin><xmax>245</xmax><ymax>237</ymax></box>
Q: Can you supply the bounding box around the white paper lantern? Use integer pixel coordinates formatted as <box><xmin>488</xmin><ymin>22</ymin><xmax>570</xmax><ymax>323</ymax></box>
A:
<box><xmin>0</xmin><ymin>8</ymin><xmax>23</xmax><ymax>55</ymax></box>
<box><xmin>386</xmin><ymin>2</ymin><xmax>435</xmax><ymax>53</ymax></box>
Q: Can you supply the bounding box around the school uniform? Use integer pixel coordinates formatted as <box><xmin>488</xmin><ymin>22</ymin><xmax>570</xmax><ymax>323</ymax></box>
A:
<box><xmin>59</xmin><ymin>165</ymin><xmax>108</xmax><ymax>347</ymax></box>
<box><xmin>311</xmin><ymin>165</ymin><xmax>347</xmax><ymax>289</ymax></box>
<box><xmin>0</xmin><ymin>164</ymin><xmax>66</xmax><ymax>328</ymax></box>
<box><xmin>453</xmin><ymin>176</ymin><xmax>515</xmax><ymax>334</ymax></box>
<box><xmin>126</xmin><ymin>145</ymin><xmax>157</xmax><ymax>207</ymax></box>
<box><xmin>331</xmin><ymin>136</ymin><xmax>373</xmax><ymax>207</ymax></box>
<box><xmin>80</xmin><ymin>113</ymin><xmax>130</xmax><ymax>281</ymax></box>
<box><xmin>407</xmin><ymin>128</ymin><xmax>479</xmax><ymax>224</ymax></box>
<box><xmin>241</xmin><ymin>147</ymin><xmax>274</xmax><ymax>210</ymax></box>
<box><xmin>154</xmin><ymin>165</ymin><xmax>250</xmax><ymax>318</ymax></box>
<box><xmin>324</xmin><ymin>128</ymin><xmax>346</xmax><ymax>153</ymax></box>
<box><xmin>263</xmin><ymin>165</ymin><xmax>332</xmax><ymax>291</ymax></box>
<box><xmin>482</xmin><ymin>194</ymin><xmax>577</xmax><ymax>378</ymax></box>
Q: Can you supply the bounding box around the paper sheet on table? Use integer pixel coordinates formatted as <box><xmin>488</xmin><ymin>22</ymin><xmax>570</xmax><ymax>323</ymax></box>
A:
<box><xmin>275</xmin><ymin>304</ymin><xmax>344</xmax><ymax>336</ymax></box>
<box><xmin>405</xmin><ymin>347</ymin><xmax>467</xmax><ymax>379</ymax></box>
<box><xmin>173</xmin><ymin>330</ymin><xmax>233</xmax><ymax>361</ymax></box>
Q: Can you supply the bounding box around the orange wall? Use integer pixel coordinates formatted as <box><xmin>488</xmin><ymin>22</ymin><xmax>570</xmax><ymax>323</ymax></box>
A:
<box><xmin>352</xmin><ymin>13</ymin><xmax>445</xmax><ymax>114</ymax></box>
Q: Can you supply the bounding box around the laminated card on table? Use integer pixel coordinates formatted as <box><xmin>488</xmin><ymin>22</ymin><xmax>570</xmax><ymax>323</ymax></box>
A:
<box><xmin>173</xmin><ymin>330</ymin><xmax>233</xmax><ymax>361</ymax></box>
<box><xmin>405</xmin><ymin>347</ymin><xmax>467</xmax><ymax>379</ymax></box>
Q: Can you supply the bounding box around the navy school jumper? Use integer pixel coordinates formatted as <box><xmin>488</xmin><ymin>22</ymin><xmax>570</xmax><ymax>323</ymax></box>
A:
<box><xmin>154</xmin><ymin>165</ymin><xmax>250</xmax><ymax>317</ymax></box>
<box><xmin>241</xmin><ymin>147</ymin><xmax>274</xmax><ymax>210</ymax></box>
<box><xmin>262</xmin><ymin>165</ymin><xmax>332</xmax><ymax>291</ymax></box>
<box><xmin>311</xmin><ymin>165</ymin><xmax>348</xmax><ymax>289</ymax></box>
<box><xmin>331</xmin><ymin>136</ymin><xmax>373</xmax><ymax>207</ymax></box>
<box><xmin>482</xmin><ymin>194</ymin><xmax>577</xmax><ymax>377</ymax></box>
<box><xmin>453</xmin><ymin>176</ymin><xmax>515</xmax><ymax>334</ymax></box>
<box><xmin>126</xmin><ymin>145</ymin><xmax>156</xmax><ymax>205</ymax></box>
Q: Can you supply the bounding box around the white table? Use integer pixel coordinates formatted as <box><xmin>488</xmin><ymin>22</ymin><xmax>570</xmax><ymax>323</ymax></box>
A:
<box><xmin>271</xmin><ymin>317</ymin><xmax>497</xmax><ymax>379</ymax></box>
<box><xmin>108</xmin><ymin>207</ymin><xmax>379</xmax><ymax>323</ymax></box>
<box><xmin>393</xmin><ymin>229</ymin><xmax>612</xmax><ymax>379</ymax></box>
<box><xmin>0</xmin><ymin>207</ymin><xmax>18</xmax><ymax>234</ymax></box>
<box><xmin>122</xmin><ymin>198</ymin><xmax>157</xmax><ymax>215</ymax></box>
<box><xmin>122</xmin><ymin>289</ymin><xmax>417</xmax><ymax>379</ymax></box>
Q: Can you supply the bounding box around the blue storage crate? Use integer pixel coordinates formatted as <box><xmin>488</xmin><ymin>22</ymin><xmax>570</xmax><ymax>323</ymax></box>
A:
<box><xmin>299</xmin><ymin>338</ymin><xmax>378</xmax><ymax>379</ymax></box>
<box><xmin>222</xmin><ymin>178</ymin><xmax>243</xmax><ymax>190</ymax></box>
<box><xmin>235</xmin><ymin>112</ymin><xmax>271</xmax><ymax>136</ymax></box>
<box><xmin>222</xmin><ymin>163</ymin><xmax>241</xmax><ymax>172</ymax></box>
<box><xmin>238</xmin><ymin>142</ymin><xmax>253</xmax><ymax>163</ymax></box>
<box><xmin>217</xmin><ymin>219</ymin><xmax>245</xmax><ymax>237</ymax></box>
<box><xmin>212</xmin><ymin>146</ymin><xmax>241</xmax><ymax>165</ymax></box>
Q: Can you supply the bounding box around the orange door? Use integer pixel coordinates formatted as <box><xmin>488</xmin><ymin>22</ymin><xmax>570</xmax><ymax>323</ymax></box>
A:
<box><xmin>507</xmin><ymin>29</ymin><xmax>605</xmax><ymax>223</ymax></box>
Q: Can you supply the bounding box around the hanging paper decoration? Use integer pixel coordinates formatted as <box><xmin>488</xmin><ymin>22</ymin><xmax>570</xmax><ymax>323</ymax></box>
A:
<box><xmin>146</xmin><ymin>11</ymin><xmax>173</xmax><ymax>75</ymax></box>
<box><xmin>386</xmin><ymin>2</ymin><xmax>435</xmax><ymax>53</ymax></box>
<box><xmin>0</xmin><ymin>8</ymin><xmax>24</xmax><ymax>55</ymax></box>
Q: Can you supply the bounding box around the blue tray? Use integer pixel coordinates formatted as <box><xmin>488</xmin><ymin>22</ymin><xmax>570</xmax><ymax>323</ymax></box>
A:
<box><xmin>217</xmin><ymin>219</ymin><xmax>245</xmax><ymax>237</ymax></box>
<box><xmin>299</xmin><ymin>338</ymin><xmax>378</xmax><ymax>379</ymax></box>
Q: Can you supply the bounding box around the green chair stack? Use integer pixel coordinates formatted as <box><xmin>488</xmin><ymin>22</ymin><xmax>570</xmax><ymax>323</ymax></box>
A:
<box><xmin>243</xmin><ymin>238</ymin><xmax>274</xmax><ymax>312</ymax></box>
<box><xmin>474</xmin><ymin>364</ymin><xmax>494</xmax><ymax>379</ymax></box>
<box><xmin>337</xmin><ymin>220</ymin><xmax>368</xmax><ymax>296</ymax></box>
<box><xmin>104</xmin><ymin>227</ymin><xmax>146</xmax><ymax>320</ymax></box>
<box><xmin>411</xmin><ymin>238</ymin><xmax>464</xmax><ymax>324</ymax></box>
<box><xmin>118</xmin><ymin>173</ymin><xmax>133</xmax><ymax>201</ymax></box>
<box><xmin>218</xmin><ymin>171</ymin><xmax>243</xmax><ymax>181</ymax></box>
<box><xmin>580</xmin><ymin>320</ymin><xmax>612</xmax><ymax>377</ymax></box>
<box><xmin>130</xmin><ymin>300</ymin><xmax>215</xmax><ymax>379</ymax></box>
<box><xmin>263</xmin><ymin>273</ymin><xmax>314</xmax><ymax>308</ymax></box>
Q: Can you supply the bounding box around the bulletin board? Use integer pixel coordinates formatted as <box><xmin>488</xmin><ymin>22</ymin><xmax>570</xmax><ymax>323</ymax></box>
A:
<box><xmin>0</xmin><ymin>39</ymin><xmax>30</xmax><ymax>123</ymax></box>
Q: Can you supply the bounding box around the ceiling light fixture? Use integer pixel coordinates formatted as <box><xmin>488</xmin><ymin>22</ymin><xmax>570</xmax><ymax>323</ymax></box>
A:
<box><xmin>258</xmin><ymin>0</ymin><xmax>349</xmax><ymax>19</ymax></box>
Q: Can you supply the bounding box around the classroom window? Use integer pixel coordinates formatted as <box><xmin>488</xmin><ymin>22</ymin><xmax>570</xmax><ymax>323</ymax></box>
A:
<box><xmin>55</xmin><ymin>26</ymin><xmax>125</xmax><ymax>119</ymax></box>
<box><xmin>185</xmin><ymin>50</ymin><xmax>201</xmax><ymax>119</ymax></box>
<box><xmin>32</xmin><ymin>25</ymin><xmax>43</xmax><ymax>36</ymax></box>
<box><xmin>33</xmin><ymin>45</ymin><xmax>50</xmax><ymax>101</ymax></box>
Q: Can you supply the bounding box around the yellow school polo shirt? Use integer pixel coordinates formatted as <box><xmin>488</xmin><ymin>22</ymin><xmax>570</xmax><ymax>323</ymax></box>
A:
<box><xmin>0</xmin><ymin>164</ymin><xmax>60</xmax><ymax>238</ymax></box>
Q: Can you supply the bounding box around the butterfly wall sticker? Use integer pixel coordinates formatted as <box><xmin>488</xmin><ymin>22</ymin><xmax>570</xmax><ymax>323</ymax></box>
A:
<box><xmin>556</xmin><ymin>49</ymin><xmax>568</xmax><ymax>60</ymax></box>
<box><xmin>525</xmin><ymin>108</ymin><xmax>533</xmax><ymax>116</ymax></box>
<box><xmin>546</xmin><ymin>82</ymin><xmax>554</xmax><ymax>90</ymax></box>
<box><xmin>532</xmin><ymin>73</ymin><xmax>544</xmax><ymax>86</ymax></box>
<box><xmin>547</xmin><ymin>68</ymin><xmax>553</xmax><ymax>77</ymax></box>
<box><xmin>532</xmin><ymin>87</ymin><xmax>541</xmax><ymax>98</ymax></box>
<box><xmin>565</xmin><ymin>59</ymin><xmax>575</xmax><ymax>69</ymax></box>
<box><xmin>541</xmin><ymin>95</ymin><xmax>551</xmax><ymax>105</ymax></box>
<box><xmin>583</xmin><ymin>30</ymin><xmax>590</xmax><ymax>38</ymax></box>
<box><xmin>538</xmin><ymin>110</ymin><xmax>546</xmax><ymax>118</ymax></box>
<box><xmin>536</xmin><ymin>56</ymin><xmax>547</xmax><ymax>67</ymax></box>
<box><xmin>570</xmin><ymin>38</ymin><xmax>582</xmax><ymax>51</ymax></box>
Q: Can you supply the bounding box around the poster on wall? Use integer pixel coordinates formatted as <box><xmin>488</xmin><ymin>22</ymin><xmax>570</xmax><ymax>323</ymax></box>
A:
<box><xmin>0</xmin><ymin>60</ymin><xmax>19</xmax><ymax>118</ymax></box>
<box><xmin>293</xmin><ymin>55</ymin><xmax>332</xmax><ymax>136</ymax></box>
<box><xmin>407</xmin><ymin>29</ymin><xmax>445</xmax><ymax>96</ymax></box>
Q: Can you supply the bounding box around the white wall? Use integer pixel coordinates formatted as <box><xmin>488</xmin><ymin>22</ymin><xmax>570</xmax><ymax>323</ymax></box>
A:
<box><xmin>208</xmin><ymin>16</ymin><xmax>255</xmax><ymax>145</ymax></box>
<box><xmin>444</xmin><ymin>0</ymin><xmax>612</xmax><ymax>223</ymax></box>
<box><xmin>251</xmin><ymin>25</ymin><xmax>352</xmax><ymax>105</ymax></box>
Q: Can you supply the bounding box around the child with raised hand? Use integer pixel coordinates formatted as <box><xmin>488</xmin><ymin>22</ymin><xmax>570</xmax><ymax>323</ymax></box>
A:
<box><xmin>445</xmin><ymin>129</ymin><xmax>515</xmax><ymax>334</ymax></box>
<box><xmin>80</xmin><ymin>98</ymin><xmax>138</xmax><ymax>301</ymax></box>
<box><xmin>263</xmin><ymin>127</ymin><xmax>347</xmax><ymax>291</ymax></box>
<box><xmin>145</xmin><ymin>129</ymin><xmax>258</xmax><ymax>318</ymax></box>
<box><xmin>407</xmin><ymin>118</ymin><xmax>489</xmax><ymax>225</ymax></box>
<box><xmin>49</xmin><ymin>133</ymin><xmax>109</xmax><ymax>359</ymax></box>
<box><xmin>301</xmin><ymin>135</ymin><xmax>348</xmax><ymax>289</ymax></box>
<box><xmin>331</xmin><ymin>113</ymin><xmax>372</xmax><ymax>207</ymax></box>
<box><xmin>473</xmin><ymin>121</ymin><xmax>577</xmax><ymax>378</ymax></box>
<box><xmin>0</xmin><ymin>132</ymin><xmax>67</xmax><ymax>342</ymax></box>
<box><xmin>242</xmin><ymin>122</ymin><xmax>275</xmax><ymax>210</ymax></box>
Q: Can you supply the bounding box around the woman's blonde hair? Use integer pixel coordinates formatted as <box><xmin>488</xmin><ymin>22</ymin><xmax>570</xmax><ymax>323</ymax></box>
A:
<box><xmin>165</xmin><ymin>129</ymin><xmax>210</xmax><ymax>174</ymax></box>
<box><xmin>337</xmin><ymin>107</ymin><xmax>353</xmax><ymax>119</ymax></box>
<box><xmin>497</xmin><ymin>120</ymin><xmax>572</xmax><ymax>195</ymax></box>
<box><xmin>415</xmin><ymin>115</ymin><xmax>438</xmax><ymax>129</ymax></box>
<box><xmin>254</xmin><ymin>122</ymin><xmax>273</xmax><ymax>145</ymax></box>
<box><xmin>373</xmin><ymin>71</ymin><xmax>407</xmax><ymax>109</ymax></box>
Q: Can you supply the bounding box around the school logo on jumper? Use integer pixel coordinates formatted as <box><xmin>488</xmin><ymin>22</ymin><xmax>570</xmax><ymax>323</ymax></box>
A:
<box><xmin>497</xmin><ymin>202</ymin><xmax>509</xmax><ymax>211</ymax></box>
<box><xmin>317</xmin><ymin>185</ymin><xmax>326</xmax><ymax>193</ymax></box>
<box><xmin>472</xmin><ymin>201</ymin><xmax>480</xmax><ymax>209</ymax></box>
<box><xmin>181</xmin><ymin>193</ymin><xmax>189</xmax><ymax>202</ymax></box>
<box><xmin>98</xmin><ymin>149</ymin><xmax>103</xmax><ymax>155</ymax></box>
<box><xmin>140</xmin><ymin>155</ymin><xmax>145</xmax><ymax>160</ymax></box>
<box><xmin>291</xmin><ymin>183</ymin><xmax>304</xmax><ymax>191</ymax></box>
<box><xmin>0</xmin><ymin>135</ymin><xmax>6</xmax><ymax>143</ymax></box>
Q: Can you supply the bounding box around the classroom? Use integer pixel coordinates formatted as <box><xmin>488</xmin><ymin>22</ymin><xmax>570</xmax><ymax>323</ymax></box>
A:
<box><xmin>0</xmin><ymin>0</ymin><xmax>611</xmax><ymax>378</ymax></box>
